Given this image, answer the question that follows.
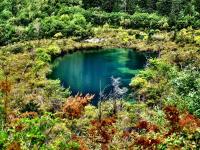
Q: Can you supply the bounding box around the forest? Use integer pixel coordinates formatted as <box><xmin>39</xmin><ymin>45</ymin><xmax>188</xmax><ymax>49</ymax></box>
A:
<box><xmin>0</xmin><ymin>0</ymin><xmax>200</xmax><ymax>149</ymax></box>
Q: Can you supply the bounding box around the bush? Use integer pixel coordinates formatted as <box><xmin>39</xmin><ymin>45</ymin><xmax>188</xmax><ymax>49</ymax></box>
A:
<box><xmin>35</xmin><ymin>48</ymin><xmax>51</xmax><ymax>62</ymax></box>
<box><xmin>0</xmin><ymin>9</ymin><xmax>12</xmax><ymax>21</ymax></box>
<box><xmin>0</xmin><ymin>24</ymin><xmax>16</xmax><ymax>45</ymax></box>
<box><xmin>1</xmin><ymin>114</ymin><xmax>80</xmax><ymax>149</ymax></box>
<box><xmin>171</xmin><ymin>69</ymin><xmax>200</xmax><ymax>117</ymax></box>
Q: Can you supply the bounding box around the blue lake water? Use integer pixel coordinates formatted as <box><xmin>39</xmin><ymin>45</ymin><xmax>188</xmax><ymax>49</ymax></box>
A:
<box><xmin>50</xmin><ymin>48</ymin><xmax>147</xmax><ymax>105</ymax></box>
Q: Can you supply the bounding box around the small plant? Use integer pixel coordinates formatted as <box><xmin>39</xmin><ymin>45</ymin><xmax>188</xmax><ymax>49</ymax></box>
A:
<box><xmin>89</xmin><ymin>117</ymin><xmax>116</xmax><ymax>150</ymax></box>
<box><xmin>134</xmin><ymin>136</ymin><xmax>160</xmax><ymax>149</ymax></box>
<box><xmin>7</xmin><ymin>141</ymin><xmax>21</xmax><ymax>150</ymax></box>
<box><xmin>135</xmin><ymin>120</ymin><xmax>159</xmax><ymax>132</ymax></box>
<box><xmin>71</xmin><ymin>134</ymin><xmax>89</xmax><ymax>150</ymax></box>
<box><xmin>0</xmin><ymin>77</ymin><xmax>11</xmax><ymax>123</ymax></box>
<box><xmin>179</xmin><ymin>113</ymin><xmax>200</xmax><ymax>131</ymax></box>
<box><xmin>63</xmin><ymin>94</ymin><xmax>94</xmax><ymax>118</ymax></box>
<box><xmin>164</xmin><ymin>106</ymin><xmax>180</xmax><ymax>136</ymax></box>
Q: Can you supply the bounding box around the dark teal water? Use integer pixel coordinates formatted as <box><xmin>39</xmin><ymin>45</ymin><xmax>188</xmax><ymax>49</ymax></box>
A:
<box><xmin>50</xmin><ymin>48</ymin><xmax>146</xmax><ymax>105</ymax></box>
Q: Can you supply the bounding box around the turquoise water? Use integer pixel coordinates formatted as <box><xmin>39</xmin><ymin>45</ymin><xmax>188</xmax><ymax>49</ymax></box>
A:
<box><xmin>50</xmin><ymin>48</ymin><xmax>147</xmax><ymax>105</ymax></box>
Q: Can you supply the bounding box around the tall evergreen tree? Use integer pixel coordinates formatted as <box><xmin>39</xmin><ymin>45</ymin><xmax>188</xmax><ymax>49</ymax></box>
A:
<box><xmin>170</xmin><ymin>0</ymin><xmax>182</xmax><ymax>22</ymax></box>
<box><xmin>194</xmin><ymin>0</ymin><xmax>200</xmax><ymax>13</ymax></box>
<box><xmin>126</xmin><ymin>0</ymin><xmax>137</xmax><ymax>13</ymax></box>
<box><xmin>113</xmin><ymin>0</ymin><xmax>136</xmax><ymax>13</ymax></box>
<box><xmin>157</xmin><ymin>0</ymin><xmax>172</xmax><ymax>15</ymax></box>
<box><xmin>101</xmin><ymin>0</ymin><xmax>115</xmax><ymax>12</ymax></box>
<box><xmin>146</xmin><ymin>0</ymin><xmax>157</xmax><ymax>12</ymax></box>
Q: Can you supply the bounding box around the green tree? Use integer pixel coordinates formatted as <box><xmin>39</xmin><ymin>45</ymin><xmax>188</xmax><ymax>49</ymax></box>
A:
<box><xmin>117</xmin><ymin>0</ymin><xmax>137</xmax><ymax>14</ymax></box>
<box><xmin>170</xmin><ymin>0</ymin><xmax>183</xmax><ymax>24</ymax></box>
<box><xmin>157</xmin><ymin>0</ymin><xmax>172</xmax><ymax>15</ymax></box>
<box><xmin>82</xmin><ymin>0</ymin><xmax>103</xmax><ymax>9</ymax></box>
<box><xmin>194</xmin><ymin>0</ymin><xmax>200</xmax><ymax>13</ymax></box>
<box><xmin>146</xmin><ymin>0</ymin><xmax>157</xmax><ymax>12</ymax></box>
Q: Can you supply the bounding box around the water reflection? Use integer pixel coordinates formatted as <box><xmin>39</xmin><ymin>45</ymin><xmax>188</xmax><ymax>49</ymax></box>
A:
<box><xmin>50</xmin><ymin>48</ymin><xmax>146</xmax><ymax>105</ymax></box>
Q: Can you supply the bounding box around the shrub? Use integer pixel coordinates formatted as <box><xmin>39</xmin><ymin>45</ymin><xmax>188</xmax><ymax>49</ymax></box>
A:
<box><xmin>63</xmin><ymin>94</ymin><xmax>94</xmax><ymax>118</ymax></box>
<box><xmin>35</xmin><ymin>48</ymin><xmax>51</xmax><ymax>62</ymax></box>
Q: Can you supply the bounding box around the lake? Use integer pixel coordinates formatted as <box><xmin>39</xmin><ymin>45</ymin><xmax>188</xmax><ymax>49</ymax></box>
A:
<box><xmin>50</xmin><ymin>48</ymin><xmax>147</xmax><ymax>105</ymax></box>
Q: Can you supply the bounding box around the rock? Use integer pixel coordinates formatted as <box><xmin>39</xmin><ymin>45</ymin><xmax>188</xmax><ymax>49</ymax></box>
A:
<box><xmin>151</xmin><ymin>34</ymin><xmax>166</xmax><ymax>41</ymax></box>
<box><xmin>85</xmin><ymin>38</ymin><xmax>104</xmax><ymax>43</ymax></box>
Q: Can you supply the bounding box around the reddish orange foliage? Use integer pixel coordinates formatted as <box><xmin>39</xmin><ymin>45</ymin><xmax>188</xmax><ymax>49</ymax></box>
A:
<box><xmin>164</xmin><ymin>106</ymin><xmax>200</xmax><ymax>136</ymax></box>
<box><xmin>6</xmin><ymin>141</ymin><xmax>21</xmax><ymax>150</ymax></box>
<box><xmin>135</xmin><ymin>120</ymin><xmax>159</xmax><ymax>132</ymax></box>
<box><xmin>164</xmin><ymin>106</ymin><xmax>181</xmax><ymax>136</ymax></box>
<box><xmin>122</xmin><ymin>120</ymin><xmax>159</xmax><ymax>141</ymax></box>
<box><xmin>72</xmin><ymin>135</ymin><xmax>89</xmax><ymax>150</ymax></box>
<box><xmin>0</xmin><ymin>80</ymin><xmax>11</xmax><ymax>93</ymax></box>
<box><xmin>179</xmin><ymin>113</ymin><xmax>200</xmax><ymax>128</ymax></box>
<box><xmin>15</xmin><ymin>124</ymin><xmax>24</xmax><ymax>132</ymax></box>
<box><xmin>89</xmin><ymin>117</ymin><xmax>116</xmax><ymax>150</ymax></box>
<box><xmin>135</xmin><ymin>136</ymin><xmax>160</xmax><ymax>149</ymax></box>
<box><xmin>163</xmin><ymin>106</ymin><xmax>200</xmax><ymax>136</ymax></box>
<box><xmin>148</xmin><ymin>124</ymin><xmax>160</xmax><ymax>132</ymax></box>
<box><xmin>122</xmin><ymin>130</ymin><xmax>131</xmax><ymax>140</ymax></box>
<box><xmin>135</xmin><ymin>120</ymin><xmax>148</xmax><ymax>130</ymax></box>
<box><xmin>63</xmin><ymin>94</ymin><xmax>94</xmax><ymax>118</ymax></box>
<box><xmin>164</xmin><ymin>106</ymin><xmax>180</xmax><ymax>124</ymax></box>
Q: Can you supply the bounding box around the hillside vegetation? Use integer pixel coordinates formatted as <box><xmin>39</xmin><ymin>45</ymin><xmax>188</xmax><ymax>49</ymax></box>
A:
<box><xmin>0</xmin><ymin>0</ymin><xmax>200</xmax><ymax>45</ymax></box>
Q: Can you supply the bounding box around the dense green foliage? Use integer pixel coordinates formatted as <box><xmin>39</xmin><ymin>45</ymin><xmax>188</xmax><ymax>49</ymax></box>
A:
<box><xmin>0</xmin><ymin>0</ymin><xmax>199</xmax><ymax>45</ymax></box>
